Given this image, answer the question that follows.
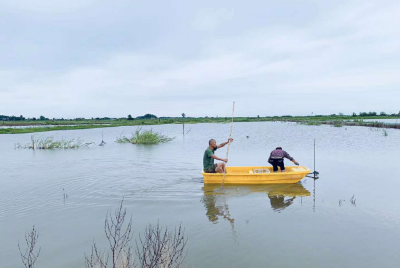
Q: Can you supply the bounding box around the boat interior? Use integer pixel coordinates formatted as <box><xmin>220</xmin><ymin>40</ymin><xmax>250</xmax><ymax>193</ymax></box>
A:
<box><xmin>225</xmin><ymin>166</ymin><xmax>309</xmax><ymax>174</ymax></box>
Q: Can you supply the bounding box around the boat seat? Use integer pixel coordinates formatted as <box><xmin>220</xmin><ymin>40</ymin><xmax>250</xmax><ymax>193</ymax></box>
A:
<box><xmin>291</xmin><ymin>167</ymin><xmax>307</xmax><ymax>172</ymax></box>
<box><xmin>249</xmin><ymin>170</ymin><xmax>254</xmax><ymax>174</ymax></box>
<box><xmin>253</xmin><ymin>169</ymin><xmax>270</xmax><ymax>173</ymax></box>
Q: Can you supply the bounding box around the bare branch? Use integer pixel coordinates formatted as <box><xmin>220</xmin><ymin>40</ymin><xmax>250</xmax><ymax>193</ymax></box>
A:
<box><xmin>18</xmin><ymin>225</ymin><xmax>41</xmax><ymax>268</ymax></box>
<box><xmin>85</xmin><ymin>199</ymin><xmax>134</xmax><ymax>268</ymax></box>
<box><xmin>85</xmin><ymin>199</ymin><xmax>187</xmax><ymax>268</ymax></box>
<box><xmin>136</xmin><ymin>221</ymin><xmax>187</xmax><ymax>268</ymax></box>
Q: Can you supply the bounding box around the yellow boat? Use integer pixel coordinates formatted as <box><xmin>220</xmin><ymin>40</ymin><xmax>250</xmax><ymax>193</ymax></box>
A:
<box><xmin>202</xmin><ymin>166</ymin><xmax>311</xmax><ymax>184</ymax></box>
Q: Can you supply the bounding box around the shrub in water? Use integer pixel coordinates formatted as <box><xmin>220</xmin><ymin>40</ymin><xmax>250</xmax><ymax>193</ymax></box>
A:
<box><xmin>116</xmin><ymin>128</ymin><xmax>174</xmax><ymax>145</ymax></box>
<box><xmin>15</xmin><ymin>136</ymin><xmax>93</xmax><ymax>149</ymax></box>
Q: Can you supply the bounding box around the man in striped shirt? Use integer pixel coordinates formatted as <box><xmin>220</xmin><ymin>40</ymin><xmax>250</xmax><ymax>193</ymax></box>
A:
<box><xmin>268</xmin><ymin>147</ymin><xmax>299</xmax><ymax>172</ymax></box>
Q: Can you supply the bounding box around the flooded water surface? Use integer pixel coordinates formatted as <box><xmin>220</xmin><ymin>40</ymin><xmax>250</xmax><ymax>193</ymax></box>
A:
<box><xmin>1</xmin><ymin>122</ymin><xmax>400</xmax><ymax>267</ymax></box>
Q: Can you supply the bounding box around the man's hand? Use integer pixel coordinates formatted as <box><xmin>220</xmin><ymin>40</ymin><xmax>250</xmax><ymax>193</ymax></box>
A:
<box><xmin>228</xmin><ymin>138</ymin><xmax>233</xmax><ymax>143</ymax></box>
<box><xmin>222</xmin><ymin>158</ymin><xmax>228</xmax><ymax>163</ymax></box>
<box><xmin>293</xmin><ymin>160</ymin><xmax>299</xmax><ymax>166</ymax></box>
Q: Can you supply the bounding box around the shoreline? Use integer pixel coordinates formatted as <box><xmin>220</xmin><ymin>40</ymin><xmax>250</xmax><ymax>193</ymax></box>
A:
<box><xmin>1</xmin><ymin>116</ymin><xmax>400</xmax><ymax>134</ymax></box>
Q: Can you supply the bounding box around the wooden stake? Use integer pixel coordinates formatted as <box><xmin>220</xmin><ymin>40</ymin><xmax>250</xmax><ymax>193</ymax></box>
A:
<box><xmin>314</xmin><ymin>138</ymin><xmax>316</xmax><ymax>178</ymax></box>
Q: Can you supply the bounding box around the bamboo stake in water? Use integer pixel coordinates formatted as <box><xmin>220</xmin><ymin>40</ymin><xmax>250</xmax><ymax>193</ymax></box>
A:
<box><xmin>221</xmin><ymin>102</ymin><xmax>235</xmax><ymax>188</ymax></box>
<box><xmin>314</xmin><ymin>138</ymin><xmax>316</xmax><ymax>178</ymax></box>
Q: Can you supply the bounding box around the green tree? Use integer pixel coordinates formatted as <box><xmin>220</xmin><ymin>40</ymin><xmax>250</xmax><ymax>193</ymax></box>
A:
<box><xmin>137</xmin><ymin>114</ymin><xmax>157</xmax><ymax>119</ymax></box>
<box><xmin>182</xmin><ymin>113</ymin><xmax>186</xmax><ymax>118</ymax></box>
<box><xmin>128</xmin><ymin>114</ymin><xmax>133</xmax><ymax>120</ymax></box>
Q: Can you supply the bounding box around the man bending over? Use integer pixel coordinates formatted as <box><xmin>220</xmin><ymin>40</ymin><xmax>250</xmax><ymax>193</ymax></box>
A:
<box><xmin>203</xmin><ymin>138</ymin><xmax>233</xmax><ymax>173</ymax></box>
<box><xmin>268</xmin><ymin>147</ymin><xmax>299</xmax><ymax>172</ymax></box>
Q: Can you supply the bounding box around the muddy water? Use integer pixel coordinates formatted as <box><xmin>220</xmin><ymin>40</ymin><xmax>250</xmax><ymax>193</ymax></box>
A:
<box><xmin>1</xmin><ymin>122</ymin><xmax>399</xmax><ymax>267</ymax></box>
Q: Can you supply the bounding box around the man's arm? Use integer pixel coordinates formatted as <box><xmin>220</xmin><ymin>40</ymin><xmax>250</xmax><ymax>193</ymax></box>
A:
<box><xmin>211</xmin><ymin>154</ymin><xmax>228</xmax><ymax>163</ymax></box>
<box><xmin>284</xmin><ymin>151</ymin><xmax>299</xmax><ymax>165</ymax></box>
<box><xmin>217</xmin><ymin>138</ymin><xmax>233</xmax><ymax>149</ymax></box>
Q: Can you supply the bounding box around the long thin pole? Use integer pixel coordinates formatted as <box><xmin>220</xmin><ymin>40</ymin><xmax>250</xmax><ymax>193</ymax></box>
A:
<box><xmin>314</xmin><ymin>138</ymin><xmax>316</xmax><ymax>178</ymax></box>
<box><xmin>221</xmin><ymin>102</ymin><xmax>235</xmax><ymax>188</ymax></box>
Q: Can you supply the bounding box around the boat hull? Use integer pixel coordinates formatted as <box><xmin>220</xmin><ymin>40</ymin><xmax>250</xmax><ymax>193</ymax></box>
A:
<box><xmin>202</xmin><ymin>166</ymin><xmax>311</xmax><ymax>184</ymax></box>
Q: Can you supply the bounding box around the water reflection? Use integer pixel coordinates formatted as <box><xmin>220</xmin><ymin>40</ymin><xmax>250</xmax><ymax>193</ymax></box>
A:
<box><xmin>201</xmin><ymin>183</ymin><xmax>311</xmax><ymax>222</ymax></box>
<box><xmin>265</xmin><ymin>184</ymin><xmax>311</xmax><ymax>212</ymax></box>
<box><xmin>201</xmin><ymin>187</ymin><xmax>235</xmax><ymax>224</ymax></box>
<box><xmin>201</xmin><ymin>185</ymin><xmax>237</xmax><ymax>241</ymax></box>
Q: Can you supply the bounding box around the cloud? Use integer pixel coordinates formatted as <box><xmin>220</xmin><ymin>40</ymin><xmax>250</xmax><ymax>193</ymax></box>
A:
<box><xmin>0</xmin><ymin>0</ymin><xmax>399</xmax><ymax>117</ymax></box>
<box><xmin>0</xmin><ymin>0</ymin><xmax>97</xmax><ymax>13</ymax></box>
<box><xmin>192</xmin><ymin>7</ymin><xmax>235</xmax><ymax>31</ymax></box>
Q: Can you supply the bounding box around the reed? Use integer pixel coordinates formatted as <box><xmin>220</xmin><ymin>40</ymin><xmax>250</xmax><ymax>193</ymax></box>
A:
<box><xmin>15</xmin><ymin>136</ymin><xmax>94</xmax><ymax>149</ymax></box>
<box><xmin>116</xmin><ymin>128</ymin><xmax>174</xmax><ymax>145</ymax></box>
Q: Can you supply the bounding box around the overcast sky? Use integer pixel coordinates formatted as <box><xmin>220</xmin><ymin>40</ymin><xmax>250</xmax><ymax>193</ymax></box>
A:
<box><xmin>1</xmin><ymin>0</ymin><xmax>399</xmax><ymax>118</ymax></box>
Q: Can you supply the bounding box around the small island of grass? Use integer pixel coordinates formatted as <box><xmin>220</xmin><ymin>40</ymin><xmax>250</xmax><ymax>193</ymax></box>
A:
<box><xmin>116</xmin><ymin>128</ymin><xmax>174</xmax><ymax>145</ymax></box>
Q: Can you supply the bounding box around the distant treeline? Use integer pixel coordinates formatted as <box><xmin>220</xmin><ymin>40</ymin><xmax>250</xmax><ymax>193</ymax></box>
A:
<box><xmin>1</xmin><ymin>111</ymin><xmax>399</xmax><ymax>121</ymax></box>
<box><xmin>0</xmin><ymin>115</ymin><xmax>48</xmax><ymax>121</ymax></box>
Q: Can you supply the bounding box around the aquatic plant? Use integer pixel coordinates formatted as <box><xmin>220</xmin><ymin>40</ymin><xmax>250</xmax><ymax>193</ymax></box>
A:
<box><xmin>383</xmin><ymin>129</ymin><xmax>388</xmax><ymax>136</ymax></box>
<box><xmin>18</xmin><ymin>225</ymin><xmax>41</xmax><ymax>268</ymax></box>
<box><xmin>350</xmin><ymin>195</ymin><xmax>357</xmax><ymax>206</ymax></box>
<box><xmin>116</xmin><ymin>128</ymin><xmax>174</xmax><ymax>145</ymax></box>
<box><xmin>15</xmin><ymin>136</ymin><xmax>94</xmax><ymax>149</ymax></box>
<box><xmin>332</xmin><ymin>121</ymin><xmax>343</xmax><ymax>127</ymax></box>
<box><xmin>85</xmin><ymin>199</ymin><xmax>187</xmax><ymax>268</ymax></box>
<box><xmin>298</xmin><ymin>121</ymin><xmax>321</xmax><ymax>126</ymax></box>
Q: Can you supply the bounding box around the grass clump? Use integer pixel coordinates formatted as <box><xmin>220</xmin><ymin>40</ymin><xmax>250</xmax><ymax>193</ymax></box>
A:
<box><xmin>116</xmin><ymin>128</ymin><xmax>174</xmax><ymax>144</ymax></box>
<box><xmin>298</xmin><ymin>121</ymin><xmax>321</xmax><ymax>126</ymax></box>
<box><xmin>15</xmin><ymin>135</ymin><xmax>94</xmax><ymax>149</ymax></box>
<box><xmin>383</xmin><ymin>129</ymin><xmax>388</xmax><ymax>136</ymax></box>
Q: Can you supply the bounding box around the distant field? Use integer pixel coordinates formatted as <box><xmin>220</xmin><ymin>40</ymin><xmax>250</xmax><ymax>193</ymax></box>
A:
<box><xmin>1</xmin><ymin>115</ymin><xmax>399</xmax><ymax>134</ymax></box>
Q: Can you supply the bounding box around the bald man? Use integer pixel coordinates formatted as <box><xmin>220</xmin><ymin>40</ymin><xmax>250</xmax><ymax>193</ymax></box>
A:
<box><xmin>203</xmin><ymin>138</ymin><xmax>233</xmax><ymax>173</ymax></box>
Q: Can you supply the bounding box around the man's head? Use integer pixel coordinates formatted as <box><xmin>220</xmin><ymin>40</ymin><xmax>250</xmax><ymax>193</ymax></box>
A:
<box><xmin>209</xmin><ymin>139</ymin><xmax>217</xmax><ymax>149</ymax></box>
<box><xmin>276</xmin><ymin>146</ymin><xmax>282</xmax><ymax>150</ymax></box>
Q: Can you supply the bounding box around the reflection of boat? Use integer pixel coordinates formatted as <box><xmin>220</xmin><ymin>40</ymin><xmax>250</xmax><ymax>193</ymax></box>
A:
<box><xmin>201</xmin><ymin>193</ymin><xmax>235</xmax><ymax>224</ymax></box>
<box><xmin>202</xmin><ymin>183</ymin><xmax>310</xmax><ymax>215</ymax></box>
<box><xmin>265</xmin><ymin>184</ymin><xmax>310</xmax><ymax>212</ymax></box>
<box><xmin>201</xmin><ymin>184</ymin><xmax>238</xmax><ymax>240</ymax></box>
<box><xmin>203</xmin><ymin>183</ymin><xmax>310</xmax><ymax>197</ymax></box>
<box><xmin>202</xmin><ymin>166</ymin><xmax>310</xmax><ymax>184</ymax></box>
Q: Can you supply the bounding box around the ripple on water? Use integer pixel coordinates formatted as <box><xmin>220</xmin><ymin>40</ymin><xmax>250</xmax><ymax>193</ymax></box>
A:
<box><xmin>1</xmin><ymin>122</ymin><xmax>400</xmax><ymax>268</ymax></box>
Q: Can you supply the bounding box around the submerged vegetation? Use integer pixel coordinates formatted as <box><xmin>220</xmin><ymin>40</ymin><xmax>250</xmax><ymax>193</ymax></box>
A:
<box><xmin>85</xmin><ymin>200</ymin><xmax>187</xmax><ymax>268</ymax></box>
<box><xmin>297</xmin><ymin>119</ymin><xmax>400</xmax><ymax>130</ymax></box>
<box><xmin>15</xmin><ymin>136</ymin><xmax>94</xmax><ymax>149</ymax></box>
<box><xmin>116</xmin><ymin>128</ymin><xmax>174</xmax><ymax>145</ymax></box>
<box><xmin>19</xmin><ymin>201</ymin><xmax>188</xmax><ymax>268</ymax></box>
